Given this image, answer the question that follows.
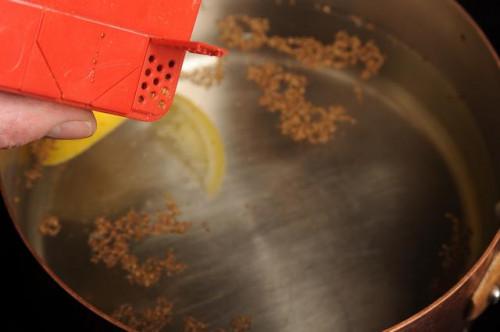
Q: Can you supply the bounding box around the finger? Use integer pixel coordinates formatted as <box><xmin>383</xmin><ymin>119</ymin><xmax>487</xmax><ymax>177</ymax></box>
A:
<box><xmin>0</xmin><ymin>92</ymin><xmax>96</xmax><ymax>149</ymax></box>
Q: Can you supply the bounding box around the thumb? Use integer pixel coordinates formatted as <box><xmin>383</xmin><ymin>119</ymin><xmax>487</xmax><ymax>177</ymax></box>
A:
<box><xmin>0</xmin><ymin>93</ymin><xmax>96</xmax><ymax>149</ymax></box>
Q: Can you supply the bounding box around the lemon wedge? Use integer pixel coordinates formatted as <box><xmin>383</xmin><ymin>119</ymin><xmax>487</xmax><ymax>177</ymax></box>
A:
<box><xmin>42</xmin><ymin>111</ymin><xmax>126</xmax><ymax>166</ymax></box>
<box><xmin>41</xmin><ymin>95</ymin><xmax>226</xmax><ymax>196</ymax></box>
<box><xmin>155</xmin><ymin>95</ymin><xmax>226</xmax><ymax>196</ymax></box>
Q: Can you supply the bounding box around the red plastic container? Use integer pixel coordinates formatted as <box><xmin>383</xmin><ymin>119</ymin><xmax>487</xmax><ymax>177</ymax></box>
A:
<box><xmin>0</xmin><ymin>0</ymin><xmax>226</xmax><ymax>121</ymax></box>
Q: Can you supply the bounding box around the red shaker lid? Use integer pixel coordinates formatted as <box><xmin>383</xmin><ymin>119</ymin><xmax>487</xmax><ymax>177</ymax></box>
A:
<box><xmin>0</xmin><ymin>0</ymin><xmax>226</xmax><ymax>121</ymax></box>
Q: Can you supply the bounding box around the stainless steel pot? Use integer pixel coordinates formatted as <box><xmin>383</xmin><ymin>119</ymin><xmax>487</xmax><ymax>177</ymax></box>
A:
<box><xmin>1</xmin><ymin>0</ymin><xmax>499</xmax><ymax>331</ymax></box>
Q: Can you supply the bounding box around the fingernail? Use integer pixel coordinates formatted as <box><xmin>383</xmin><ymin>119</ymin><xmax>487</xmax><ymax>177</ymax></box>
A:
<box><xmin>47</xmin><ymin>121</ymin><xmax>95</xmax><ymax>139</ymax></box>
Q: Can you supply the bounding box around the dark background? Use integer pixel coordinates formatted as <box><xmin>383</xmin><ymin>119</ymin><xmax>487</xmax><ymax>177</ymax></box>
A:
<box><xmin>1</xmin><ymin>1</ymin><xmax>499</xmax><ymax>331</ymax></box>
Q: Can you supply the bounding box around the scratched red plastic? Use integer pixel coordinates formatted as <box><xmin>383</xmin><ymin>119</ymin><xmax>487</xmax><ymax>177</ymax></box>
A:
<box><xmin>0</xmin><ymin>0</ymin><xmax>226</xmax><ymax>121</ymax></box>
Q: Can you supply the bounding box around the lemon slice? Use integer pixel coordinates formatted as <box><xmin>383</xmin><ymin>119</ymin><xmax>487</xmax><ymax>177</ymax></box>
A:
<box><xmin>155</xmin><ymin>95</ymin><xmax>226</xmax><ymax>196</ymax></box>
<box><xmin>42</xmin><ymin>111</ymin><xmax>126</xmax><ymax>166</ymax></box>
<box><xmin>41</xmin><ymin>96</ymin><xmax>226</xmax><ymax>196</ymax></box>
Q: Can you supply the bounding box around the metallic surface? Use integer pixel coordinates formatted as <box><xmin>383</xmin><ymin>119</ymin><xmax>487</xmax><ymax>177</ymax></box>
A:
<box><xmin>0</xmin><ymin>0</ymin><xmax>499</xmax><ymax>331</ymax></box>
<box><xmin>467</xmin><ymin>250</ymin><xmax>500</xmax><ymax>321</ymax></box>
<box><xmin>490</xmin><ymin>286</ymin><xmax>500</xmax><ymax>306</ymax></box>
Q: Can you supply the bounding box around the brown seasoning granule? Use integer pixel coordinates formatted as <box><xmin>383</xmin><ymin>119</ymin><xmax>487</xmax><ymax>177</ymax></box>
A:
<box><xmin>25</xmin><ymin>139</ymin><xmax>54</xmax><ymax>188</ymax></box>
<box><xmin>38</xmin><ymin>216</ymin><xmax>61</xmax><ymax>237</ymax></box>
<box><xmin>25</xmin><ymin>168</ymin><xmax>42</xmax><ymax>188</ymax></box>
<box><xmin>217</xmin><ymin>15</ymin><xmax>270</xmax><ymax>51</ymax></box>
<box><xmin>182</xmin><ymin>59</ymin><xmax>225</xmax><ymax>89</ymax></box>
<box><xmin>218</xmin><ymin>15</ymin><xmax>385</xmax><ymax>80</ymax></box>
<box><xmin>184</xmin><ymin>316</ymin><xmax>208</xmax><ymax>332</ymax></box>
<box><xmin>163</xmin><ymin>248</ymin><xmax>188</xmax><ymax>275</ymax></box>
<box><xmin>247</xmin><ymin>63</ymin><xmax>354</xmax><ymax>144</ymax></box>
<box><xmin>112</xmin><ymin>297</ymin><xmax>173</xmax><ymax>332</ymax></box>
<box><xmin>218</xmin><ymin>15</ymin><xmax>386</xmax><ymax>144</ymax></box>
<box><xmin>88</xmin><ymin>201</ymin><xmax>191</xmax><ymax>287</ymax></box>
<box><xmin>122</xmin><ymin>255</ymin><xmax>164</xmax><ymax>288</ymax></box>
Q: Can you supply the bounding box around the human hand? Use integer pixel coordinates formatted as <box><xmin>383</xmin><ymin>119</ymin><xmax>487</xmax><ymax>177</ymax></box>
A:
<box><xmin>0</xmin><ymin>92</ymin><xmax>96</xmax><ymax>149</ymax></box>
